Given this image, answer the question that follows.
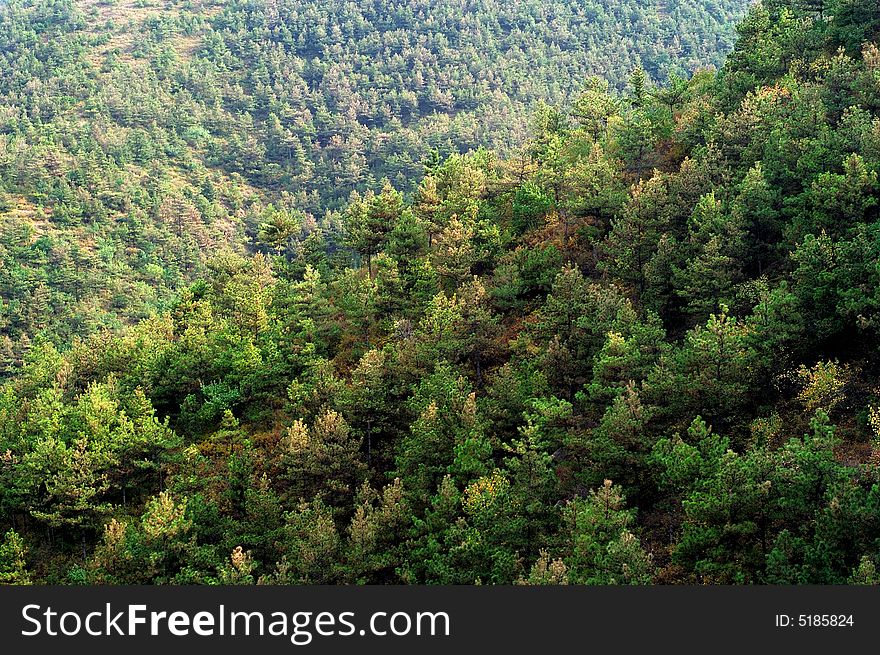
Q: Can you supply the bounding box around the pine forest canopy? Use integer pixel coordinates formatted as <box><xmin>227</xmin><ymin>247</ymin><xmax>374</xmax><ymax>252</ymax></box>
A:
<box><xmin>2</xmin><ymin>0</ymin><xmax>880</xmax><ymax>586</ymax></box>
<box><xmin>0</xmin><ymin>0</ymin><xmax>750</xmax><ymax>367</ymax></box>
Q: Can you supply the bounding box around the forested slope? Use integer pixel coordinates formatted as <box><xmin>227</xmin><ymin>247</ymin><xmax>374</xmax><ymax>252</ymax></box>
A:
<box><xmin>3</xmin><ymin>0</ymin><xmax>880</xmax><ymax>586</ymax></box>
<box><xmin>0</xmin><ymin>0</ymin><xmax>748</xmax><ymax>368</ymax></box>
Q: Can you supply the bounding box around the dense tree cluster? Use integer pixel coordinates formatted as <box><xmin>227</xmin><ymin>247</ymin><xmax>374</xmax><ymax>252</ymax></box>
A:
<box><xmin>202</xmin><ymin>0</ymin><xmax>748</xmax><ymax>196</ymax></box>
<box><xmin>3</xmin><ymin>0</ymin><xmax>880</xmax><ymax>585</ymax></box>
<box><xmin>0</xmin><ymin>0</ymin><xmax>748</xmax><ymax>373</ymax></box>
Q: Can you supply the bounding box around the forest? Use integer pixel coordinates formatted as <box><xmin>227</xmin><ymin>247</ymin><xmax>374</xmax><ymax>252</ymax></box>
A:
<box><xmin>0</xmin><ymin>0</ymin><xmax>750</xmax><ymax>373</ymax></box>
<box><xmin>2</xmin><ymin>0</ymin><xmax>880</xmax><ymax>585</ymax></box>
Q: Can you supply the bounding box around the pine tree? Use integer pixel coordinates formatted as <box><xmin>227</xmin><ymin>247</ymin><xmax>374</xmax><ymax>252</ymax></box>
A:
<box><xmin>562</xmin><ymin>480</ymin><xmax>654</xmax><ymax>584</ymax></box>
<box><xmin>0</xmin><ymin>530</ymin><xmax>31</xmax><ymax>585</ymax></box>
<box><xmin>602</xmin><ymin>175</ymin><xmax>671</xmax><ymax>296</ymax></box>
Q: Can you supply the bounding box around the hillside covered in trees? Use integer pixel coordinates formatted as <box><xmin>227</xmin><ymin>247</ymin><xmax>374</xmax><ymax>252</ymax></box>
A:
<box><xmin>3</xmin><ymin>0</ymin><xmax>880</xmax><ymax>585</ymax></box>
<box><xmin>0</xmin><ymin>0</ymin><xmax>749</xmax><ymax>367</ymax></box>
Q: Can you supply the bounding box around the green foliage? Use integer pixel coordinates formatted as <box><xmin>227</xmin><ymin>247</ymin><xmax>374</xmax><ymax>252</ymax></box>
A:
<box><xmin>512</xmin><ymin>183</ymin><xmax>553</xmax><ymax>235</ymax></box>
<box><xmin>0</xmin><ymin>529</ymin><xmax>31</xmax><ymax>585</ymax></box>
<box><xmin>562</xmin><ymin>480</ymin><xmax>654</xmax><ymax>584</ymax></box>
<box><xmin>4</xmin><ymin>0</ymin><xmax>880</xmax><ymax>587</ymax></box>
